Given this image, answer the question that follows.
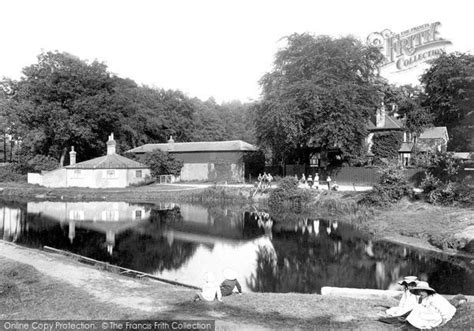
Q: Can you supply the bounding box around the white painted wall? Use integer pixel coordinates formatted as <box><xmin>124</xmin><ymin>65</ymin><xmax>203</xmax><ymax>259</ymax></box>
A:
<box><xmin>180</xmin><ymin>163</ymin><xmax>210</xmax><ymax>181</ymax></box>
<box><xmin>66</xmin><ymin>168</ymin><xmax>150</xmax><ymax>188</ymax></box>
<box><xmin>28</xmin><ymin>167</ymin><xmax>150</xmax><ymax>188</ymax></box>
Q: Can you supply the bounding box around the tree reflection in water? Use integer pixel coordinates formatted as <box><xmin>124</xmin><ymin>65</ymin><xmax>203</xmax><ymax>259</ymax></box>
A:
<box><xmin>247</xmin><ymin>212</ymin><xmax>474</xmax><ymax>295</ymax></box>
<box><xmin>2</xmin><ymin>201</ymin><xmax>473</xmax><ymax>295</ymax></box>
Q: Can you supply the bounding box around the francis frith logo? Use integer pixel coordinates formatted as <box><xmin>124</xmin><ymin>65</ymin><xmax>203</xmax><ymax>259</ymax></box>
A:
<box><xmin>367</xmin><ymin>22</ymin><xmax>452</xmax><ymax>72</ymax></box>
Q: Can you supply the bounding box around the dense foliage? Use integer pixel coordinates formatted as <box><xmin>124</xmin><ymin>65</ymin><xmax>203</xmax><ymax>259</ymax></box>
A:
<box><xmin>371</xmin><ymin>132</ymin><xmax>403</xmax><ymax>161</ymax></box>
<box><xmin>420</xmin><ymin>152</ymin><xmax>472</xmax><ymax>206</ymax></box>
<box><xmin>268</xmin><ymin>176</ymin><xmax>312</xmax><ymax>213</ymax></box>
<box><xmin>382</xmin><ymin>84</ymin><xmax>433</xmax><ymax>136</ymax></box>
<box><xmin>0</xmin><ymin>51</ymin><xmax>255</xmax><ymax>170</ymax></box>
<box><xmin>359</xmin><ymin>164</ymin><xmax>413</xmax><ymax>206</ymax></box>
<box><xmin>420</xmin><ymin>53</ymin><xmax>474</xmax><ymax>152</ymax></box>
<box><xmin>254</xmin><ymin>34</ymin><xmax>384</xmax><ymax>165</ymax></box>
<box><xmin>0</xmin><ymin>164</ymin><xmax>26</xmax><ymax>182</ymax></box>
<box><xmin>139</xmin><ymin>150</ymin><xmax>183</xmax><ymax>177</ymax></box>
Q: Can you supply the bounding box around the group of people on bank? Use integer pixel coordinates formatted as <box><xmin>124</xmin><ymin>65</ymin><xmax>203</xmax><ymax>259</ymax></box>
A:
<box><xmin>192</xmin><ymin>272</ymin><xmax>463</xmax><ymax>329</ymax></box>
<box><xmin>296</xmin><ymin>173</ymin><xmax>339</xmax><ymax>191</ymax></box>
<box><xmin>257</xmin><ymin>172</ymin><xmax>274</xmax><ymax>189</ymax></box>
<box><xmin>381</xmin><ymin>276</ymin><xmax>460</xmax><ymax>329</ymax></box>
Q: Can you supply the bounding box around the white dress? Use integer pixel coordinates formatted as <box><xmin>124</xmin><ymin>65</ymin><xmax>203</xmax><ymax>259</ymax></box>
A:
<box><xmin>386</xmin><ymin>290</ymin><xmax>419</xmax><ymax>316</ymax></box>
<box><xmin>199</xmin><ymin>281</ymin><xmax>222</xmax><ymax>301</ymax></box>
<box><xmin>406</xmin><ymin>294</ymin><xmax>456</xmax><ymax>329</ymax></box>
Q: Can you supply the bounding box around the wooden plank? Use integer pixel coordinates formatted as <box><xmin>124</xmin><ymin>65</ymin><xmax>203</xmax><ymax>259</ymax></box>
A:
<box><xmin>42</xmin><ymin>246</ymin><xmax>201</xmax><ymax>290</ymax></box>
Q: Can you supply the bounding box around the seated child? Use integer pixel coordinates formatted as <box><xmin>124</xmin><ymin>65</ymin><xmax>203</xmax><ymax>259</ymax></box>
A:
<box><xmin>386</xmin><ymin>276</ymin><xmax>419</xmax><ymax>317</ymax></box>
<box><xmin>193</xmin><ymin>273</ymin><xmax>222</xmax><ymax>302</ymax></box>
<box><xmin>220</xmin><ymin>269</ymin><xmax>242</xmax><ymax>296</ymax></box>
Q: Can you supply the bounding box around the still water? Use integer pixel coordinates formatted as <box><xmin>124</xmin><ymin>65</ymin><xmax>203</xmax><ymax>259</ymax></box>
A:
<box><xmin>1</xmin><ymin>200</ymin><xmax>473</xmax><ymax>295</ymax></box>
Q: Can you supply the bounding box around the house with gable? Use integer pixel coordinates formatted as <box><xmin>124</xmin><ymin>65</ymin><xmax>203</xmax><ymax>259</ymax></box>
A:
<box><xmin>127</xmin><ymin>137</ymin><xmax>258</xmax><ymax>182</ymax></box>
<box><xmin>366</xmin><ymin>104</ymin><xmax>405</xmax><ymax>157</ymax></box>
<box><xmin>366</xmin><ymin>105</ymin><xmax>449</xmax><ymax>166</ymax></box>
<box><xmin>28</xmin><ymin>134</ymin><xmax>151</xmax><ymax>188</ymax></box>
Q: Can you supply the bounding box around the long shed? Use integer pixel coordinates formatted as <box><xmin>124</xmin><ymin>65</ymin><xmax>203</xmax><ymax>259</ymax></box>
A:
<box><xmin>127</xmin><ymin>137</ymin><xmax>258</xmax><ymax>182</ymax></box>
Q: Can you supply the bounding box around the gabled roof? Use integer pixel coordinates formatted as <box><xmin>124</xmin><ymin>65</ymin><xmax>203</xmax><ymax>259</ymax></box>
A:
<box><xmin>399</xmin><ymin>142</ymin><xmax>414</xmax><ymax>153</ymax></box>
<box><xmin>66</xmin><ymin>153</ymin><xmax>148</xmax><ymax>169</ymax></box>
<box><xmin>419</xmin><ymin>127</ymin><xmax>449</xmax><ymax>140</ymax></box>
<box><xmin>368</xmin><ymin>115</ymin><xmax>404</xmax><ymax>131</ymax></box>
<box><xmin>127</xmin><ymin>140</ymin><xmax>258</xmax><ymax>153</ymax></box>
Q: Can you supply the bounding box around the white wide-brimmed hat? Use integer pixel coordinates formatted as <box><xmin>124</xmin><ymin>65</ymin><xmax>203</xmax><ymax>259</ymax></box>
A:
<box><xmin>223</xmin><ymin>268</ymin><xmax>237</xmax><ymax>280</ymax></box>
<box><xmin>397</xmin><ymin>276</ymin><xmax>418</xmax><ymax>285</ymax></box>
<box><xmin>410</xmin><ymin>281</ymin><xmax>436</xmax><ymax>294</ymax></box>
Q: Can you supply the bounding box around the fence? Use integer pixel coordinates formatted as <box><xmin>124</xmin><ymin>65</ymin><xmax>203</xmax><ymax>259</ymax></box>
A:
<box><xmin>284</xmin><ymin>165</ymin><xmax>425</xmax><ymax>185</ymax></box>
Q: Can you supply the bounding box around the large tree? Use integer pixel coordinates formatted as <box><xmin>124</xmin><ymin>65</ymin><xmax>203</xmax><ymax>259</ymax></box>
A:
<box><xmin>2</xmin><ymin>51</ymin><xmax>124</xmax><ymax>164</ymax></box>
<box><xmin>382</xmin><ymin>84</ymin><xmax>432</xmax><ymax>137</ymax></box>
<box><xmin>421</xmin><ymin>53</ymin><xmax>474</xmax><ymax>151</ymax></box>
<box><xmin>254</xmin><ymin>33</ymin><xmax>384</xmax><ymax>165</ymax></box>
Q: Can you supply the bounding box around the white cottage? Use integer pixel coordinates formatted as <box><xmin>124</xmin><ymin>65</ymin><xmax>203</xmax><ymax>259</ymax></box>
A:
<box><xmin>28</xmin><ymin>134</ymin><xmax>151</xmax><ymax>188</ymax></box>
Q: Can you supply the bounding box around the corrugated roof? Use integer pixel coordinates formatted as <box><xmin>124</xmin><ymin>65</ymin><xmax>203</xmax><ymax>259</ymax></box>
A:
<box><xmin>66</xmin><ymin>153</ymin><xmax>148</xmax><ymax>169</ymax></box>
<box><xmin>127</xmin><ymin>140</ymin><xmax>258</xmax><ymax>153</ymax></box>
<box><xmin>419</xmin><ymin>127</ymin><xmax>449</xmax><ymax>140</ymax></box>
<box><xmin>399</xmin><ymin>142</ymin><xmax>414</xmax><ymax>153</ymax></box>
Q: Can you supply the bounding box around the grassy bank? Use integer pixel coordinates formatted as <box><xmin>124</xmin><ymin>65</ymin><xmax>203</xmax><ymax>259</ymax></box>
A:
<box><xmin>0</xmin><ymin>257</ymin><xmax>144</xmax><ymax>319</ymax></box>
<box><xmin>2</xmin><ymin>248</ymin><xmax>472</xmax><ymax>329</ymax></box>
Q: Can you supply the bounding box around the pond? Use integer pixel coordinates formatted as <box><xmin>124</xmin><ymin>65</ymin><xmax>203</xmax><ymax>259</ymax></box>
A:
<box><xmin>1</xmin><ymin>200</ymin><xmax>473</xmax><ymax>295</ymax></box>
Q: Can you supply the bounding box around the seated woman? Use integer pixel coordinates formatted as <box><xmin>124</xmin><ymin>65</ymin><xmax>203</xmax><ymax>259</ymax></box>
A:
<box><xmin>385</xmin><ymin>276</ymin><xmax>419</xmax><ymax>317</ymax></box>
<box><xmin>406</xmin><ymin>281</ymin><xmax>456</xmax><ymax>329</ymax></box>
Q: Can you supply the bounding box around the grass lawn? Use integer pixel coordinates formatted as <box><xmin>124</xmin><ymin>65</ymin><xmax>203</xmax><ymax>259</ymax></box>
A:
<box><xmin>1</xmin><ymin>251</ymin><xmax>473</xmax><ymax>330</ymax></box>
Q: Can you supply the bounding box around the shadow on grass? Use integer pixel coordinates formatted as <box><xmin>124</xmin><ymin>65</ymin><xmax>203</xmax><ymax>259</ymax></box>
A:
<box><xmin>151</xmin><ymin>299</ymin><xmax>355</xmax><ymax>329</ymax></box>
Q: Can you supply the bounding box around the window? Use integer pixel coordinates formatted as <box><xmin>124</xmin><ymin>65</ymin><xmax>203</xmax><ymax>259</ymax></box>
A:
<box><xmin>73</xmin><ymin>169</ymin><xmax>82</xmax><ymax>178</ymax></box>
<box><xmin>106</xmin><ymin>169</ymin><xmax>116</xmax><ymax>178</ymax></box>
<box><xmin>69</xmin><ymin>210</ymin><xmax>84</xmax><ymax>220</ymax></box>
<box><xmin>136</xmin><ymin>170</ymin><xmax>142</xmax><ymax>178</ymax></box>
<box><xmin>135</xmin><ymin>210</ymin><xmax>142</xmax><ymax>220</ymax></box>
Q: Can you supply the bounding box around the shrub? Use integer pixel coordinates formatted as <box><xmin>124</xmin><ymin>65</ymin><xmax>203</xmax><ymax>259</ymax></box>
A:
<box><xmin>0</xmin><ymin>164</ymin><xmax>26</xmax><ymax>182</ymax></box>
<box><xmin>185</xmin><ymin>185</ymin><xmax>249</xmax><ymax>204</ymax></box>
<box><xmin>424</xmin><ymin>181</ymin><xmax>473</xmax><ymax>207</ymax></box>
<box><xmin>140</xmin><ymin>150</ymin><xmax>183</xmax><ymax>177</ymax></box>
<box><xmin>268</xmin><ymin>177</ymin><xmax>312</xmax><ymax>213</ymax></box>
<box><xmin>359</xmin><ymin>164</ymin><xmax>413</xmax><ymax>206</ymax></box>
<box><xmin>419</xmin><ymin>152</ymin><xmax>472</xmax><ymax>206</ymax></box>
<box><xmin>26</xmin><ymin>155</ymin><xmax>59</xmax><ymax>172</ymax></box>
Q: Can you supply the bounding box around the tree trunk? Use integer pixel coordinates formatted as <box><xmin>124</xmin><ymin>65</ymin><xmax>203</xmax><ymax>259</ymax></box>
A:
<box><xmin>59</xmin><ymin>147</ymin><xmax>67</xmax><ymax>167</ymax></box>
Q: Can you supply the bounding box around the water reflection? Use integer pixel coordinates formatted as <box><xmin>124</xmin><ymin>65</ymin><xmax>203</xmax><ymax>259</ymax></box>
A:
<box><xmin>0</xmin><ymin>202</ymin><xmax>473</xmax><ymax>295</ymax></box>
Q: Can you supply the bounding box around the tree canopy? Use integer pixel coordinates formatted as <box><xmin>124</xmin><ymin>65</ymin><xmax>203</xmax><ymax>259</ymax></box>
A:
<box><xmin>254</xmin><ymin>33</ymin><xmax>385</xmax><ymax>165</ymax></box>
<box><xmin>420</xmin><ymin>53</ymin><xmax>474</xmax><ymax>151</ymax></box>
<box><xmin>1</xmin><ymin>51</ymin><xmax>255</xmax><ymax>169</ymax></box>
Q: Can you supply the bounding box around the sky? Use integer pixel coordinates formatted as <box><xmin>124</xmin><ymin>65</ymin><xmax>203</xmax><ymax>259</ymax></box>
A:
<box><xmin>1</xmin><ymin>0</ymin><xmax>473</xmax><ymax>103</ymax></box>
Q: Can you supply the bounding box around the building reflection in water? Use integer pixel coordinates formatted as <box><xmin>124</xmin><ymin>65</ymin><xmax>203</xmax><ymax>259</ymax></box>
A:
<box><xmin>0</xmin><ymin>202</ymin><xmax>472</xmax><ymax>295</ymax></box>
<box><xmin>0</xmin><ymin>206</ymin><xmax>23</xmax><ymax>242</ymax></box>
<box><xmin>26</xmin><ymin>201</ymin><xmax>151</xmax><ymax>255</ymax></box>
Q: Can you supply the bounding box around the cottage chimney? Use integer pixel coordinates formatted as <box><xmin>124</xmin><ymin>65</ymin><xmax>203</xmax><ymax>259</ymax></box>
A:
<box><xmin>69</xmin><ymin>146</ymin><xmax>76</xmax><ymax>166</ymax></box>
<box><xmin>168</xmin><ymin>135</ymin><xmax>175</xmax><ymax>151</ymax></box>
<box><xmin>376</xmin><ymin>103</ymin><xmax>386</xmax><ymax>128</ymax></box>
<box><xmin>106</xmin><ymin>133</ymin><xmax>116</xmax><ymax>155</ymax></box>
